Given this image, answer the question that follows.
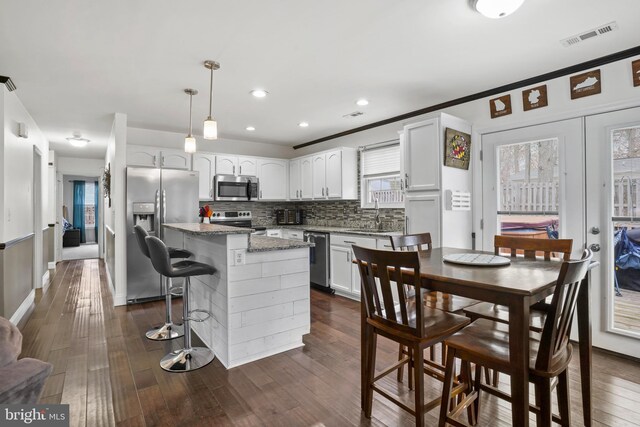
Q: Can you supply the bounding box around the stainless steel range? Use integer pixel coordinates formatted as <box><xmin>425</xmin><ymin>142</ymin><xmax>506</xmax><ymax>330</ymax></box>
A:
<box><xmin>209</xmin><ymin>211</ymin><xmax>266</xmax><ymax>234</ymax></box>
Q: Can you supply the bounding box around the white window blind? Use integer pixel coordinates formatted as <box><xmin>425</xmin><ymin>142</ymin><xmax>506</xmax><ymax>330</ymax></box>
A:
<box><xmin>362</xmin><ymin>143</ymin><xmax>400</xmax><ymax>176</ymax></box>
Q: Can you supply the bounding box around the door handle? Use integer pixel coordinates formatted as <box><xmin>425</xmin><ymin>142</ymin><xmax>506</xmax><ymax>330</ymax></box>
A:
<box><xmin>162</xmin><ymin>189</ymin><xmax>166</xmax><ymax>229</ymax></box>
<box><xmin>343</xmin><ymin>240</ymin><xmax>356</xmax><ymax>244</ymax></box>
<box><xmin>153</xmin><ymin>155</ymin><xmax>157</xmax><ymax>167</ymax></box>
<box><xmin>589</xmin><ymin>243</ymin><xmax>601</xmax><ymax>252</ymax></box>
<box><xmin>240</xmin><ymin>165</ymin><xmax>242</xmax><ymax>175</ymax></box>
<box><xmin>590</xmin><ymin>227</ymin><xmax>600</xmax><ymax>235</ymax></box>
<box><xmin>233</xmin><ymin>165</ymin><xmax>236</xmax><ymax>175</ymax></box>
<box><xmin>326</xmin><ymin>187</ymin><xmax>329</xmax><ymax>197</ymax></box>
<box><xmin>260</xmin><ymin>190</ymin><xmax>262</xmax><ymax>199</ymax></box>
<box><xmin>405</xmin><ymin>216</ymin><xmax>409</xmax><ymax>233</ymax></box>
<box><xmin>155</xmin><ymin>189</ymin><xmax>160</xmax><ymax>235</ymax></box>
<box><xmin>405</xmin><ymin>173</ymin><xmax>409</xmax><ymax>189</ymax></box>
<box><xmin>322</xmin><ymin>187</ymin><xmax>325</xmax><ymax>196</ymax></box>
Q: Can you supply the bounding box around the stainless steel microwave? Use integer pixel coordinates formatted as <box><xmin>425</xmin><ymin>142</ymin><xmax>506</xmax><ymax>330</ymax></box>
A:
<box><xmin>213</xmin><ymin>174</ymin><xmax>259</xmax><ymax>201</ymax></box>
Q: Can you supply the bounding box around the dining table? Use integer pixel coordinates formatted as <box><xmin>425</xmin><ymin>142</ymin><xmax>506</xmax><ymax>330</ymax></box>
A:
<box><xmin>359</xmin><ymin>247</ymin><xmax>594</xmax><ymax>427</ymax></box>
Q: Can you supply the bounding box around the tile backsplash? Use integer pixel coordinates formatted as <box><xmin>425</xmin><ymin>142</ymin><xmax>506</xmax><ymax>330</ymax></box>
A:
<box><xmin>199</xmin><ymin>200</ymin><xmax>405</xmax><ymax>231</ymax></box>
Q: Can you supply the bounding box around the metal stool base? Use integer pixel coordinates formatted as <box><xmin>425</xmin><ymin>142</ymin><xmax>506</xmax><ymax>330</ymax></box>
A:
<box><xmin>160</xmin><ymin>347</ymin><xmax>215</xmax><ymax>372</ymax></box>
<box><xmin>145</xmin><ymin>323</ymin><xmax>184</xmax><ymax>341</ymax></box>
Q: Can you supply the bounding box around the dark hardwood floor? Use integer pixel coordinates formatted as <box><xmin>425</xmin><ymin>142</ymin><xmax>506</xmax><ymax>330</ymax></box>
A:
<box><xmin>19</xmin><ymin>259</ymin><xmax>640</xmax><ymax>426</ymax></box>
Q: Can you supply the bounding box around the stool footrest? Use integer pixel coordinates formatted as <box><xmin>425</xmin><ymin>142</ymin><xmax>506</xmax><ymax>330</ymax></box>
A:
<box><xmin>169</xmin><ymin>286</ymin><xmax>184</xmax><ymax>296</ymax></box>
<box><xmin>185</xmin><ymin>309</ymin><xmax>213</xmax><ymax>323</ymax></box>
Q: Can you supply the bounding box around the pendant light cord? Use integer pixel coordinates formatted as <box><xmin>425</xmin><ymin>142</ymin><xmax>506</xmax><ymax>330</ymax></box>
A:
<box><xmin>208</xmin><ymin>67</ymin><xmax>214</xmax><ymax>118</ymax></box>
<box><xmin>188</xmin><ymin>92</ymin><xmax>193</xmax><ymax>137</ymax></box>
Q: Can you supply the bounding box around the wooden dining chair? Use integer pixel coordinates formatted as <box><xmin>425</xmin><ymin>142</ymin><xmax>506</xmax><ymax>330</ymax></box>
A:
<box><xmin>353</xmin><ymin>245</ymin><xmax>472</xmax><ymax>427</ymax></box>
<box><xmin>438</xmin><ymin>249</ymin><xmax>593</xmax><ymax>427</ymax></box>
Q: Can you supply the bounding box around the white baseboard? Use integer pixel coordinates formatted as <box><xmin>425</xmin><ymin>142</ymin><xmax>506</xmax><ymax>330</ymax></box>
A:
<box><xmin>42</xmin><ymin>271</ymin><xmax>50</xmax><ymax>294</ymax></box>
<box><xmin>114</xmin><ymin>293</ymin><xmax>127</xmax><ymax>306</ymax></box>
<box><xmin>48</xmin><ymin>261</ymin><xmax>56</xmax><ymax>270</ymax></box>
<box><xmin>9</xmin><ymin>289</ymin><xmax>35</xmax><ymax>326</ymax></box>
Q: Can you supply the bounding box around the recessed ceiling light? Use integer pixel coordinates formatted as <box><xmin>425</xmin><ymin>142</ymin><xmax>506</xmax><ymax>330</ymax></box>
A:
<box><xmin>66</xmin><ymin>136</ymin><xmax>89</xmax><ymax>147</ymax></box>
<box><xmin>356</xmin><ymin>99</ymin><xmax>369</xmax><ymax>106</ymax></box>
<box><xmin>246</xmin><ymin>126</ymin><xmax>256</xmax><ymax>131</ymax></box>
<box><xmin>250</xmin><ymin>89</ymin><xmax>268</xmax><ymax>98</ymax></box>
<box><xmin>298</xmin><ymin>122</ymin><xmax>309</xmax><ymax>128</ymax></box>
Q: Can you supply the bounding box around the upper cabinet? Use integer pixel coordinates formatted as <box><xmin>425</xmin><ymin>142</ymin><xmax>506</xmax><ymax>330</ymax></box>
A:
<box><xmin>257</xmin><ymin>158</ymin><xmax>287</xmax><ymax>200</ymax></box>
<box><xmin>289</xmin><ymin>159</ymin><xmax>301</xmax><ymax>200</ymax></box>
<box><xmin>192</xmin><ymin>153</ymin><xmax>216</xmax><ymax>201</ymax></box>
<box><xmin>304</xmin><ymin>148</ymin><xmax>357</xmax><ymax>200</ymax></box>
<box><xmin>127</xmin><ymin>145</ymin><xmax>191</xmax><ymax>170</ymax></box>
<box><xmin>215</xmin><ymin>155</ymin><xmax>257</xmax><ymax>176</ymax></box>
<box><xmin>403</xmin><ymin>118</ymin><xmax>440</xmax><ymax>192</ymax></box>
<box><xmin>300</xmin><ymin>156</ymin><xmax>313</xmax><ymax>199</ymax></box>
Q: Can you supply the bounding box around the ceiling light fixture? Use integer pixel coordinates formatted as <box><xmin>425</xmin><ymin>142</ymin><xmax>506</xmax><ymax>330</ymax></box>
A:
<box><xmin>246</xmin><ymin>126</ymin><xmax>256</xmax><ymax>131</ymax></box>
<box><xmin>66</xmin><ymin>134</ymin><xmax>89</xmax><ymax>147</ymax></box>
<box><xmin>472</xmin><ymin>0</ymin><xmax>524</xmax><ymax>19</ymax></box>
<box><xmin>184</xmin><ymin>88</ymin><xmax>198</xmax><ymax>153</ymax></box>
<box><xmin>356</xmin><ymin>99</ymin><xmax>369</xmax><ymax>106</ymax></box>
<box><xmin>298</xmin><ymin>122</ymin><xmax>309</xmax><ymax>128</ymax></box>
<box><xmin>203</xmin><ymin>60</ymin><xmax>220</xmax><ymax>140</ymax></box>
<box><xmin>250</xmin><ymin>89</ymin><xmax>268</xmax><ymax>98</ymax></box>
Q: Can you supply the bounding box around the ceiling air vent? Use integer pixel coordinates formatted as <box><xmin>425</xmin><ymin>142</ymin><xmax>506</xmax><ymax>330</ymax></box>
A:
<box><xmin>561</xmin><ymin>22</ymin><xmax>618</xmax><ymax>47</ymax></box>
<box><xmin>343</xmin><ymin>111</ymin><xmax>364</xmax><ymax>118</ymax></box>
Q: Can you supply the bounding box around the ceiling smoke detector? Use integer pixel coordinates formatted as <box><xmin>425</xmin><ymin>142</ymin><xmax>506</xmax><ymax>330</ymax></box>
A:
<box><xmin>560</xmin><ymin>22</ymin><xmax>619</xmax><ymax>47</ymax></box>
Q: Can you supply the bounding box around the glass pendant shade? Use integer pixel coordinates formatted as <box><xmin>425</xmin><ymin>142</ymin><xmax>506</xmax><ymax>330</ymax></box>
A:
<box><xmin>473</xmin><ymin>0</ymin><xmax>524</xmax><ymax>18</ymax></box>
<box><xmin>184</xmin><ymin>136</ymin><xmax>196</xmax><ymax>153</ymax></box>
<box><xmin>203</xmin><ymin>117</ymin><xmax>218</xmax><ymax>140</ymax></box>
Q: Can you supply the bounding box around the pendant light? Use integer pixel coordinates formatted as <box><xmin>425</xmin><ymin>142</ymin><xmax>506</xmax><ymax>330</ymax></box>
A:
<box><xmin>184</xmin><ymin>88</ymin><xmax>198</xmax><ymax>153</ymax></box>
<box><xmin>203</xmin><ymin>60</ymin><xmax>220</xmax><ymax>140</ymax></box>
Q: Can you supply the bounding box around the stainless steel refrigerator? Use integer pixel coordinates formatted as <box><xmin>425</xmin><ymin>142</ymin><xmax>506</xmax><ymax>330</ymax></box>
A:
<box><xmin>126</xmin><ymin>167</ymin><xmax>199</xmax><ymax>303</ymax></box>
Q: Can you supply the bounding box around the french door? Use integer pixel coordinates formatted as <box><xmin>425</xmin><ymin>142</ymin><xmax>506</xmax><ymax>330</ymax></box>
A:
<box><xmin>483</xmin><ymin>114</ymin><xmax>640</xmax><ymax>357</ymax></box>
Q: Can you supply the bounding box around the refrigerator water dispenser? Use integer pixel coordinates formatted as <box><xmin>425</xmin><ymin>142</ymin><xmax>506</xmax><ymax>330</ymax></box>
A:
<box><xmin>133</xmin><ymin>202</ymin><xmax>155</xmax><ymax>232</ymax></box>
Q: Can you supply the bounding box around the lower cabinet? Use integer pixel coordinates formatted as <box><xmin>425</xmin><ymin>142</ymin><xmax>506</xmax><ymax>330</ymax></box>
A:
<box><xmin>282</xmin><ymin>229</ymin><xmax>304</xmax><ymax>241</ymax></box>
<box><xmin>266</xmin><ymin>229</ymin><xmax>283</xmax><ymax>238</ymax></box>
<box><xmin>329</xmin><ymin>234</ymin><xmax>377</xmax><ymax>300</ymax></box>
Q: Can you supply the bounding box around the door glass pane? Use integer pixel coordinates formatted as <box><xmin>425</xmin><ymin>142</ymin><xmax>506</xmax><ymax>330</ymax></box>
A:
<box><xmin>496</xmin><ymin>138</ymin><xmax>560</xmax><ymax>243</ymax></box>
<box><xmin>612</xmin><ymin>126</ymin><xmax>640</xmax><ymax>334</ymax></box>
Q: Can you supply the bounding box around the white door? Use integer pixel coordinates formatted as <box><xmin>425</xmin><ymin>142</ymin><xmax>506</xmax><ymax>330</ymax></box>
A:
<box><xmin>405</xmin><ymin>193</ymin><xmax>441</xmax><ymax>247</ymax></box>
<box><xmin>160</xmin><ymin>149</ymin><xmax>191</xmax><ymax>170</ymax></box>
<box><xmin>238</xmin><ymin>156</ymin><xmax>257</xmax><ymax>176</ymax></box>
<box><xmin>216</xmin><ymin>155</ymin><xmax>238</xmax><ymax>175</ymax></box>
<box><xmin>312</xmin><ymin>154</ymin><xmax>327</xmax><ymax>199</ymax></box>
<box><xmin>301</xmin><ymin>157</ymin><xmax>313</xmax><ymax>199</ymax></box>
<box><xmin>289</xmin><ymin>159</ymin><xmax>301</xmax><ymax>199</ymax></box>
<box><xmin>192</xmin><ymin>153</ymin><xmax>215</xmax><ymax>200</ymax></box>
<box><xmin>258</xmin><ymin>159</ymin><xmax>287</xmax><ymax>200</ymax></box>
<box><xmin>330</xmin><ymin>245</ymin><xmax>352</xmax><ymax>293</ymax></box>
<box><xmin>126</xmin><ymin>145</ymin><xmax>159</xmax><ymax>167</ymax></box>
<box><xmin>403</xmin><ymin>118</ymin><xmax>440</xmax><ymax>192</ymax></box>
<box><xmin>481</xmin><ymin>118</ymin><xmax>585</xmax><ymax>253</ymax></box>
<box><xmin>585</xmin><ymin>107</ymin><xmax>640</xmax><ymax>357</ymax></box>
<box><xmin>325</xmin><ymin>150</ymin><xmax>343</xmax><ymax>198</ymax></box>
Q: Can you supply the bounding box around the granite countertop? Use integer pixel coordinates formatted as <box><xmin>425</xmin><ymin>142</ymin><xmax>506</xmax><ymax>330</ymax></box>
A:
<box><xmin>163</xmin><ymin>223</ymin><xmax>252</xmax><ymax>235</ymax></box>
<box><xmin>248</xmin><ymin>235</ymin><xmax>314</xmax><ymax>252</ymax></box>
<box><xmin>273</xmin><ymin>224</ymin><xmax>403</xmax><ymax>238</ymax></box>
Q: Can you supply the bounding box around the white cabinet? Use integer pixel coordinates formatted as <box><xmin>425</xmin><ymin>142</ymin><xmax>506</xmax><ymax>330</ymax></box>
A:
<box><xmin>192</xmin><ymin>153</ymin><xmax>216</xmax><ymax>201</ymax></box>
<box><xmin>405</xmin><ymin>193</ymin><xmax>441</xmax><ymax>247</ymax></box>
<box><xmin>266</xmin><ymin>229</ymin><xmax>283</xmax><ymax>238</ymax></box>
<box><xmin>376</xmin><ymin>238</ymin><xmax>394</xmax><ymax>250</ymax></box>
<box><xmin>300</xmin><ymin>157</ymin><xmax>313</xmax><ymax>199</ymax></box>
<box><xmin>216</xmin><ymin>155</ymin><xmax>257</xmax><ymax>176</ymax></box>
<box><xmin>126</xmin><ymin>145</ymin><xmax>190</xmax><ymax>169</ymax></box>
<box><xmin>282</xmin><ymin>229</ymin><xmax>304</xmax><ymax>241</ymax></box>
<box><xmin>326</xmin><ymin>150</ymin><xmax>343</xmax><ymax>198</ymax></box>
<box><xmin>329</xmin><ymin>234</ymin><xmax>377</xmax><ymax>299</ymax></box>
<box><xmin>289</xmin><ymin>159</ymin><xmax>301</xmax><ymax>200</ymax></box>
<box><xmin>312</xmin><ymin>154</ymin><xmax>326</xmax><ymax>198</ymax></box>
<box><xmin>403</xmin><ymin>118</ymin><xmax>440</xmax><ymax>192</ymax></box>
<box><xmin>257</xmin><ymin>158</ymin><xmax>287</xmax><ymax>200</ymax></box>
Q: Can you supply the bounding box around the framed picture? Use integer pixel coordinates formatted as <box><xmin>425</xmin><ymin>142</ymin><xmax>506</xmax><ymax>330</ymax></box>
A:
<box><xmin>522</xmin><ymin>84</ymin><xmax>548</xmax><ymax>111</ymax></box>
<box><xmin>632</xmin><ymin>59</ymin><xmax>640</xmax><ymax>87</ymax></box>
<box><xmin>489</xmin><ymin>94</ymin><xmax>512</xmax><ymax>118</ymax></box>
<box><xmin>570</xmin><ymin>69</ymin><xmax>601</xmax><ymax>99</ymax></box>
<box><xmin>444</xmin><ymin>128</ymin><xmax>471</xmax><ymax>170</ymax></box>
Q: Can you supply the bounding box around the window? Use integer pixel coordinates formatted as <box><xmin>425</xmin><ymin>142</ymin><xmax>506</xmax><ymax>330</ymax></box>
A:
<box><xmin>360</xmin><ymin>142</ymin><xmax>404</xmax><ymax>208</ymax></box>
<box><xmin>84</xmin><ymin>183</ymin><xmax>95</xmax><ymax>227</ymax></box>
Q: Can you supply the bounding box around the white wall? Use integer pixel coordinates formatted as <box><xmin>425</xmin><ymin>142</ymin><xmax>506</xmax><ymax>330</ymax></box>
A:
<box><xmin>1</xmin><ymin>86</ymin><xmax>49</xmax><ymax>243</ymax></box>
<box><xmin>57</xmin><ymin>156</ymin><xmax>105</xmax><ymax>177</ymax></box>
<box><xmin>127</xmin><ymin>127</ymin><xmax>294</xmax><ymax>159</ymax></box>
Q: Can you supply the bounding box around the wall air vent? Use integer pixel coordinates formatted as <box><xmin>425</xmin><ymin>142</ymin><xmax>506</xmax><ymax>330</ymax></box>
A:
<box><xmin>342</xmin><ymin>111</ymin><xmax>364</xmax><ymax>118</ymax></box>
<box><xmin>561</xmin><ymin>22</ymin><xmax>618</xmax><ymax>47</ymax></box>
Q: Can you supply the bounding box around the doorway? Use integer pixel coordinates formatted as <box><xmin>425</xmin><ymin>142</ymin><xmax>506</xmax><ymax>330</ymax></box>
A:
<box><xmin>482</xmin><ymin>114</ymin><xmax>640</xmax><ymax>357</ymax></box>
<box><xmin>62</xmin><ymin>175</ymin><xmax>100</xmax><ymax>260</ymax></box>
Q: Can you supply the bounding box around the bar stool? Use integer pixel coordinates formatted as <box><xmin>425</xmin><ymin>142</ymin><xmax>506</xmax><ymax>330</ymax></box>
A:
<box><xmin>145</xmin><ymin>236</ymin><xmax>217</xmax><ymax>372</ymax></box>
<box><xmin>134</xmin><ymin>225</ymin><xmax>192</xmax><ymax>341</ymax></box>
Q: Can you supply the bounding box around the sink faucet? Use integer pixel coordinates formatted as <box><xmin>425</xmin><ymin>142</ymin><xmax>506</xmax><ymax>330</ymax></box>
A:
<box><xmin>374</xmin><ymin>198</ymin><xmax>382</xmax><ymax>230</ymax></box>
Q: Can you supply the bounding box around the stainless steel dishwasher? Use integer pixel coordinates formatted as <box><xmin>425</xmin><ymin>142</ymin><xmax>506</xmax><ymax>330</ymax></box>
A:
<box><xmin>303</xmin><ymin>231</ymin><xmax>334</xmax><ymax>294</ymax></box>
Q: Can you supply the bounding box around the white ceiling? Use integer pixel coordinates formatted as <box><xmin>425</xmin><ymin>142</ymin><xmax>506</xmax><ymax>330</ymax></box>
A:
<box><xmin>1</xmin><ymin>0</ymin><xmax>639</xmax><ymax>159</ymax></box>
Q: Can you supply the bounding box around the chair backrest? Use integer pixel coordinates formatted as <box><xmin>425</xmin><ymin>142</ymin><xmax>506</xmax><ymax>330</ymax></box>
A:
<box><xmin>535</xmin><ymin>249</ymin><xmax>593</xmax><ymax>372</ymax></box>
<box><xmin>494</xmin><ymin>235</ymin><xmax>573</xmax><ymax>261</ymax></box>
<box><xmin>134</xmin><ymin>225</ymin><xmax>151</xmax><ymax>259</ymax></box>
<box><xmin>144</xmin><ymin>236</ymin><xmax>173</xmax><ymax>277</ymax></box>
<box><xmin>389</xmin><ymin>232</ymin><xmax>432</xmax><ymax>252</ymax></box>
<box><xmin>353</xmin><ymin>245</ymin><xmax>425</xmax><ymax>338</ymax></box>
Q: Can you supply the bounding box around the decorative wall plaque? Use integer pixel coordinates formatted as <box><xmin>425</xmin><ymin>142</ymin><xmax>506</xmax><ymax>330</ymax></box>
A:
<box><xmin>489</xmin><ymin>94</ymin><xmax>512</xmax><ymax>119</ymax></box>
<box><xmin>443</xmin><ymin>128</ymin><xmax>471</xmax><ymax>170</ymax></box>
<box><xmin>570</xmin><ymin>69</ymin><xmax>601</xmax><ymax>99</ymax></box>
<box><xmin>633</xmin><ymin>59</ymin><xmax>640</xmax><ymax>87</ymax></box>
<box><xmin>522</xmin><ymin>84</ymin><xmax>548</xmax><ymax>111</ymax></box>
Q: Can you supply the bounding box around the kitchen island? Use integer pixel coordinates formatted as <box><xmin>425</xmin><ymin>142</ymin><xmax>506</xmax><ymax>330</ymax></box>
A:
<box><xmin>163</xmin><ymin>223</ymin><xmax>313</xmax><ymax>368</ymax></box>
